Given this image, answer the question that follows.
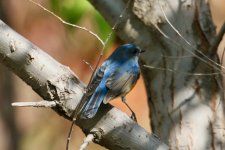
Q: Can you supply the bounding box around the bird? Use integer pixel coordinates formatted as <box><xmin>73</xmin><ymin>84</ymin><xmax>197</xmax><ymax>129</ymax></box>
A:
<box><xmin>79</xmin><ymin>43</ymin><xmax>144</xmax><ymax>121</ymax></box>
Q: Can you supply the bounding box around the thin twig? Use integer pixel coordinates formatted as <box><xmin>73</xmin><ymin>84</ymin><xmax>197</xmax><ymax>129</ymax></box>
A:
<box><xmin>157</xmin><ymin>4</ymin><xmax>225</xmax><ymax>74</ymax></box>
<box><xmin>143</xmin><ymin>65</ymin><xmax>221</xmax><ymax>76</ymax></box>
<box><xmin>154</xmin><ymin>23</ymin><xmax>223</xmax><ymax>73</ymax></box>
<box><xmin>11</xmin><ymin>100</ymin><xmax>57</xmax><ymax>107</ymax></box>
<box><xmin>82</xmin><ymin>60</ymin><xmax>94</xmax><ymax>72</ymax></box>
<box><xmin>28</xmin><ymin>0</ymin><xmax>104</xmax><ymax>46</ymax></box>
<box><xmin>66</xmin><ymin>121</ymin><xmax>75</xmax><ymax>150</ymax></box>
<box><xmin>161</xmin><ymin>54</ymin><xmax>194</xmax><ymax>59</ymax></box>
<box><xmin>79</xmin><ymin>134</ymin><xmax>95</xmax><ymax>150</ymax></box>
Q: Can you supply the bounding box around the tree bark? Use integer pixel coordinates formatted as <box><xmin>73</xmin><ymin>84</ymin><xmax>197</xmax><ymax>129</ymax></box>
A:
<box><xmin>0</xmin><ymin>19</ymin><xmax>167</xmax><ymax>149</ymax></box>
<box><xmin>89</xmin><ymin>0</ymin><xmax>225</xmax><ymax>149</ymax></box>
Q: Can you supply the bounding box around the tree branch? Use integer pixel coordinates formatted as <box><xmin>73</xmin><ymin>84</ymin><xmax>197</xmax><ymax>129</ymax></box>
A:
<box><xmin>11</xmin><ymin>100</ymin><xmax>57</xmax><ymax>107</ymax></box>
<box><xmin>79</xmin><ymin>134</ymin><xmax>95</xmax><ymax>150</ymax></box>
<box><xmin>0</xmin><ymin>20</ymin><xmax>167</xmax><ymax>149</ymax></box>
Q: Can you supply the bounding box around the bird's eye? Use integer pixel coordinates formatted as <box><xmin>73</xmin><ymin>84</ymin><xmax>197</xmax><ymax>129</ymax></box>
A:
<box><xmin>133</xmin><ymin>48</ymin><xmax>140</xmax><ymax>54</ymax></box>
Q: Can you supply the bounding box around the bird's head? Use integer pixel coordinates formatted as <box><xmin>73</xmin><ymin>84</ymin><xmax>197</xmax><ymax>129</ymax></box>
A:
<box><xmin>112</xmin><ymin>43</ymin><xmax>144</xmax><ymax>60</ymax></box>
<box><xmin>123</xmin><ymin>43</ymin><xmax>144</xmax><ymax>56</ymax></box>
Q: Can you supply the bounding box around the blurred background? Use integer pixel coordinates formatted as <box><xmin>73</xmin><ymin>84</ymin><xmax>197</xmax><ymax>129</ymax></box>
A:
<box><xmin>0</xmin><ymin>0</ymin><xmax>224</xmax><ymax>150</ymax></box>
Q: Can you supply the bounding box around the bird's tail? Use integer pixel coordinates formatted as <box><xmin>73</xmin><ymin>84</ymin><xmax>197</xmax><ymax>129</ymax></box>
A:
<box><xmin>80</xmin><ymin>87</ymin><xmax>107</xmax><ymax>119</ymax></box>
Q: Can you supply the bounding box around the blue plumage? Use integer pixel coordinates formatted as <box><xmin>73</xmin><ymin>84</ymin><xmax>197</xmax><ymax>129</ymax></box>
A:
<box><xmin>80</xmin><ymin>43</ymin><xmax>143</xmax><ymax>119</ymax></box>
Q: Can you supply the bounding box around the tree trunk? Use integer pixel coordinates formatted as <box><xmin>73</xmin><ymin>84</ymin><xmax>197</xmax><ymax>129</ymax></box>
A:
<box><xmin>90</xmin><ymin>0</ymin><xmax>225</xmax><ymax>149</ymax></box>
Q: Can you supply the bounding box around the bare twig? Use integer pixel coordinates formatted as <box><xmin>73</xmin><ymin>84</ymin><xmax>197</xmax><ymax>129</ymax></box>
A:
<box><xmin>79</xmin><ymin>134</ymin><xmax>95</xmax><ymax>150</ymax></box>
<box><xmin>28</xmin><ymin>0</ymin><xmax>104</xmax><ymax>46</ymax></box>
<box><xmin>161</xmin><ymin>54</ymin><xmax>194</xmax><ymax>59</ymax></box>
<box><xmin>11</xmin><ymin>101</ymin><xmax>57</xmax><ymax>107</ymax></box>
<box><xmin>157</xmin><ymin>4</ymin><xmax>225</xmax><ymax>74</ymax></box>
<box><xmin>154</xmin><ymin>22</ymin><xmax>223</xmax><ymax>73</ymax></box>
<box><xmin>82</xmin><ymin>60</ymin><xmax>94</xmax><ymax>72</ymax></box>
<box><xmin>66</xmin><ymin>122</ymin><xmax>74</xmax><ymax>150</ymax></box>
<box><xmin>143</xmin><ymin>65</ymin><xmax>221</xmax><ymax>76</ymax></box>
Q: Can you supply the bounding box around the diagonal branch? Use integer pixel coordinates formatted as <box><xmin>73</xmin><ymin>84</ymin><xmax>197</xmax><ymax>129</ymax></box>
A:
<box><xmin>0</xmin><ymin>20</ymin><xmax>168</xmax><ymax>149</ymax></box>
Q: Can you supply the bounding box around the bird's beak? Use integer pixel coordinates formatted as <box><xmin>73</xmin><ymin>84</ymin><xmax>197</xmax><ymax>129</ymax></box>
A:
<box><xmin>140</xmin><ymin>49</ymin><xmax>145</xmax><ymax>53</ymax></box>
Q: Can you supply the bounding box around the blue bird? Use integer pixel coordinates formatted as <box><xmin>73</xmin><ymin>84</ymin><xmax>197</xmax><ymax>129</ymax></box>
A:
<box><xmin>80</xmin><ymin>43</ymin><xmax>144</xmax><ymax>120</ymax></box>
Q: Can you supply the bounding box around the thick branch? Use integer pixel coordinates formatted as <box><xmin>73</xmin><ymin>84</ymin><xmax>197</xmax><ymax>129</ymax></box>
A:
<box><xmin>0</xmin><ymin>20</ymin><xmax>167</xmax><ymax>149</ymax></box>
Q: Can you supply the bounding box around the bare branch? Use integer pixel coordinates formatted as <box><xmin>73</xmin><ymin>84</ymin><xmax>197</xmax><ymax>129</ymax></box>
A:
<box><xmin>66</xmin><ymin>122</ymin><xmax>74</xmax><ymax>150</ymax></box>
<box><xmin>11</xmin><ymin>101</ymin><xmax>56</xmax><ymax>107</ymax></box>
<box><xmin>29</xmin><ymin>0</ymin><xmax>104</xmax><ymax>46</ymax></box>
<box><xmin>159</xmin><ymin>5</ymin><xmax>225</xmax><ymax>73</ymax></box>
<box><xmin>79</xmin><ymin>134</ymin><xmax>94</xmax><ymax>150</ymax></box>
<box><xmin>82</xmin><ymin>60</ymin><xmax>94</xmax><ymax>72</ymax></box>
<box><xmin>143</xmin><ymin>65</ymin><xmax>221</xmax><ymax>76</ymax></box>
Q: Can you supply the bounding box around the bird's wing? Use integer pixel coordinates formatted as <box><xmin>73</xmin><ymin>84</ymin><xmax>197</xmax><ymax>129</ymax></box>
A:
<box><xmin>103</xmin><ymin>64</ymin><xmax>140</xmax><ymax>104</ymax></box>
<box><xmin>85</xmin><ymin>61</ymin><xmax>108</xmax><ymax>96</ymax></box>
<box><xmin>77</xmin><ymin>61</ymin><xmax>108</xmax><ymax>119</ymax></box>
<box><xmin>80</xmin><ymin>85</ymin><xmax>108</xmax><ymax>119</ymax></box>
